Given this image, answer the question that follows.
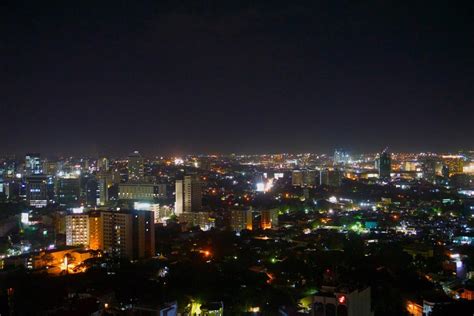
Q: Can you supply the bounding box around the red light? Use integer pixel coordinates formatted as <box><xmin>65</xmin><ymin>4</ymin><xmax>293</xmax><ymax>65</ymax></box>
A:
<box><xmin>338</xmin><ymin>295</ymin><xmax>346</xmax><ymax>304</ymax></box>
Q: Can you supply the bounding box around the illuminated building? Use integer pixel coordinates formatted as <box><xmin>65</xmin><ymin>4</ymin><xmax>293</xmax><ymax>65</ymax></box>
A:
<box><xmin>306</xmin><ymin>286</ymin><xmax>373</xmax><ymax>316</ymax></box>
<box><xmin>66</xmin><ymin>213</ymin><xmax>90</xmax><ymax>247</ymax></box>
<box><xmin>118</xmin><ymin>183</ymin><xmax>165</xmax><ymax>201</ymax></box>
<box><xmin>230</xmin><ymin>209</ymin><xmax>253</xmax><ymax>231</ymax></box>
<box><xmin>175</xmin><ymin>174</ymin><xmax>202</xmax><ymax>215</ymax></box>
<box><xmin>375</xmin><ymin>150</ymin><xmax>391</xmax><ymax>181</ymax></box>
<box><xmin>320</xmin><ymin>168</ymin><xmax>343</xmax><ymax>187</ymax></box>
<box><xmin>97</xmin><ymin>157</ymin><xmax>109</xmax><ymax>172</ymax></box>
<box><xmin>134</xmin><ymin>202</ymin><xmax>173</xmax><ymax>223</ymax></box>
<box><xmin>97</xmin><ymin>209</ymin><xmax>155</xmax><ymax>259</ymax></box>
<box><xmin>25</xmin><ymin>153</ymin><xmax>42</xmax><ymax>176</ymax></box>
<box><xmin>292</xmin><ymin>169</ymin><xmax>317</xmax><ymax>187</ymax></box>
<box><xmin>334</xmin><ymin>149</ymin><xmax>351</xmax><ymax>165</ymax></box>
<box><xmin>421</xmin><ymin>157</ymin><xmax>439</xmax><ymax>181</ymax></box>
<box><xmin>260</xmin><ymin>209</ymin><xmax>279</xmax><ymax>230</ymax></box>
<box><xmin>442</xmin><ymin>156</ymin><xmax>464</xmax><ymax>175</ymax></box>
<box><xmin>402</xmin><ymin>161</ymin><xmax>418</xmax><ymax>172</ymax></box>
<box><xmin>292</xmin><ymin>170</ymin><xmax>304</xmax><ymax>186</ymax></box>
<box><xmin>128</xmin><ymin>151</ymin><xmax>144</xmax><ymax>182</ymax></box>
<box><xmin>88</xmin><ymin>211</ymin><xmax>102</xmax><ymax>250</ymax></box>
<box><xmin>25</xmin><ymin>175</ymin><xmax>48</xmax><ymax>208</ymax></box>
<box><xmin>179</xmin><ymin>211</ymin><xmax>215</xmax><ymax>231</ymax></box>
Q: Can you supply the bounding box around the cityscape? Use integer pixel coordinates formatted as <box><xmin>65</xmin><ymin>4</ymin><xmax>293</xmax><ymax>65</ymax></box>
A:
<box><xmin>0</xmin><ymin>150</ymin><xmax>474</xmax><ymax>315</ymax></box>
<box><xmin>2</xmin><ymin>1</ymin><xmax>474</xmax><ymax>315</ymax></box>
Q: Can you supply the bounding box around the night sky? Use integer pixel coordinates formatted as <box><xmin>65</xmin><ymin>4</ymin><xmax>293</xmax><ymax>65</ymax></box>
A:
<box><xmin>1</xmin><ymin>0</ymin><xmax>473</xmax><ymax>156</ymax></box>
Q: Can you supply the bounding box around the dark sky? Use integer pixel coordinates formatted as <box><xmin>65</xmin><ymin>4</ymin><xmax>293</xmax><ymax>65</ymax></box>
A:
<box><xmin>1</xmin><ymin>0</ymin><xmax>473</xmax><ymax>156</ymax></box>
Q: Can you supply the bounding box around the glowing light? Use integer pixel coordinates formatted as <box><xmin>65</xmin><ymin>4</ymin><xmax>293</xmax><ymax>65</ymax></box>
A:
<box><xmin>338</xmin><ymin>295</ymin><xmax>346</xmax><ymax>304</ymax></box>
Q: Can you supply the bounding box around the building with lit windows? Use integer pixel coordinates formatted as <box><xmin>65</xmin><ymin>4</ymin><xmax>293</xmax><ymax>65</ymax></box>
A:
<box><xmin>118</xmin><ymin>183</ymin><xmax>165</xmax><ymax>201</ymax></box>
<box><xmin>128</xmin><ymin>151</ymin><xmax>144</xmax><ymax>182</ymax></box>
<box><xmin>25</xmin><ymin>153</ymin><xmax>42</xmax><ymax>176</ymax></box>
<box><xmin>66</xmin><ymin>213</ymin><xmax>90</xmax><ymax>247</ymax></box>
<box><xmin>375</xmin><ymin>150</ymin><xmax>391</xmax><ymax>181</ymax></box>
<box><xmin>260</xmin><ymin>209</ymin><xmax>279</xmax><ymax>230</ymax></box>
<box><xmin>25</xmin><ymin>175</ymin><xmax>48</xmax><ymax>208</ymax></box>
<box><xmin>320</xmin><ymin>168</ymin><xmax>343</xmax><ymax>187</ymax></box>
<box><xmin>175</xmin><ymin>174</ymin><xmax>202</xmax><ymax>215</ymax></box>
<box><xmin>229</xmin><ymin>209</ymin><xmax>253</xmax><ymax>232</ymax></box>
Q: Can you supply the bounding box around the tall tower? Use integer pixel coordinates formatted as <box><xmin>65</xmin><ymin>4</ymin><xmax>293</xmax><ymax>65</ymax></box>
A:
<box><xmin>128</xmin><ymin>151</ymin><xmax>144</xmax><ymax>182</ymax></box>
<box><xmin>377</xmin><ymin>149</ymin><xmax>391</xmax><ymax>181</ymax></box>
<box><xmin>175</xmin><ymin>174</ymin><xmax>202</xmax><ymax>215</ymax></box>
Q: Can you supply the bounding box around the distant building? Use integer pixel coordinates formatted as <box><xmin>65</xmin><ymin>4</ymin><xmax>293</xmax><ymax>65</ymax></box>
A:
<box><xmin>97</xmin><ymin>157</ymin><xmax>109</xmax><ymax>172</ymax></box>
<box><xmin>334</xmin><ymin>149</ymin><xmax>351</xmax><ymax>165</ymax></box>
<box><xmin>90</xmin><ymin>209</ymin><xmax>155</xmax><ymax>259</ymax></box>
<box><xmin>56</xmin><ymin>177</ymin><xmax>81</xmax><ymax>206</ymax></box>
<box><xmin>118</xmin><ymin>183</ymin><xmax>166</xmax><ymax>201</ymax></box>
<box><xmin>292</xmin><ymin>169</ymin><xmax>317</xmax><ymax>187</ymax></box>
<box><xmin>376</xmin><ymin>150</ymin><xmax>391</xmax><ymax>181</ymax></box>
<box><xmin>66</xmin><ymin>213</ymin><xmax>90</xmax><ymax>247</ymax></box>
<box><xmin>175</xmin><ymin>174</ymin><xmax>202</xmax><ymax>215</ymax></box>
<box><xmin>320</xmin><ymin>168</ymin><xmax>343</xmax><ymax>187</ymax></box>
<box><xmin>421</xmin><ymin>157</ymin><xmax>439</xmax><ymax>182</ymax></box>
<box><xmin>128</xmin><ymin>151</ymin><xmax>144</xmax><ymax>182</ymax></box>
<box><xmin>260</xmin><ymin>209</ymin><xmax>279</xmax><ymax>230</ymax></box>
<box><xmin>25</xmin><ymin>153</ymin><xmax>42</xmax><ymax>176</ymax></box>
<box><xmin>179</xmin><ymin>211</ymin><xmax>215</xmax><ymax>231</ymax></box>
<box><xmin>26</xmin><ymin>175</ymin><xmax>48</xmax><ymax>208</ymax></box>
<box><xmin>307</xmin><ymin>286</ymin><xmax>374</xmax><ymax>316</ymax></box>
<box><xmin>229</xmin><ymin>209</ymin><xmax>253</xmax><ymax>232</ymax></box>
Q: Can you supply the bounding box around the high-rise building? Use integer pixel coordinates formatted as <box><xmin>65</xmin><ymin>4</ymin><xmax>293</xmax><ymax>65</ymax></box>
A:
<box><xmin>56</xmin><ymin>177</ymin><xmax>81</xmax><ymax>206</ymax></box>
<box><xmin>128</xmin><ymin>151</ymin><xmax>144</xmax><ymax>182</ymax></box>
<box><xmin>260</xmin><ymin>209</ymin><xmax>279</xmax><ymax>230</ymax></box>
<box><xmin>292</xmin><ymin>170</ymin><xmax>304</xmax><ymax>187</ymax></box>
<box><xmin>175</xmin><ymin>174</ymin><xmax>202</xmax><ymax>215</ymax></box>
<box><xmin>25</xmin><ymin>153</ymin><xmax>42</xmax><ymax>176</ymax></box>
<box><xmin>229</xmin><ymin>209</ymin><xmax>253</xmax><ymax>232</ymax></box>
<box><xmin>88</xmin><ymin>209</ymin><xmax>155</xmax><ymax>259</ymax></box>
<box><xmin>97</xmin><ymin>157</ymin><xmax>109</xmax><ymax>172</ymax></box>
<box><xmin>292</xmin><ymin>169</ymin><xmax>317</xmax><ymax>187</ymax></box>
<box><xmin>320</xmin><ymin>168</ymin><xmax>343</xmax><ymax>187</ymax></box>
<box><xmin>66</xmin><ymin>213</ymin><xmax>90</xmax><ymax>246</ymax></box>
<box><xmin>179</xmin><ymin>211</ymin><xmax>215</xmax><ymax>231</ymax></box>
<box><xmin>376</xmin><ymin>150</ymin><xmax>391</xmax><ymax>181</ymax></box>
<box><xmin>421</xmin><ymin>157</ymin><xmax>439</xmax><ymax>182</ymax></box>
<box><xmin>118</xmin><ymin>183</ymin><xmax>166</xmax><ymax>201</ymax></box>
<box><xmin>25</xmin><ymin>175</ymin><xmax>48</xmax><ymax>208</ymax></box>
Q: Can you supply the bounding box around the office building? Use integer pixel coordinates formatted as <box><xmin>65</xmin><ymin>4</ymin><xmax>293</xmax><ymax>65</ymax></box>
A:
<box><xmin>118</xmin><ymin>183</ymin><xmax>166</xmax><ymax>201</ymax></box>
<box><xmin>175</xmin><ymin>174</ymin><xmax>202</xmax><ymax>215</ymax></box>
<box><xmin>25</xmin><ymin>175</ymin><xmax>48</xmax><ymax>208</ymax></box>
<box><xmin>128</xmin><ymin>151</ymin><xmax>144</xmax><ymax>182</ymax></box>
<box><xmin>376</xmin><ymin>150</ymin><xmax>391</xmax><ymax>181</ymax></box>
<box><xmin>25</xmin><ymin>153</ymin><xmax>42</xmax><ymax>176</ymax></box>
<box><xmin>56</xmin><ymin>177</ymin><xmax>81</xmax><ymax>206</ymax></box>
